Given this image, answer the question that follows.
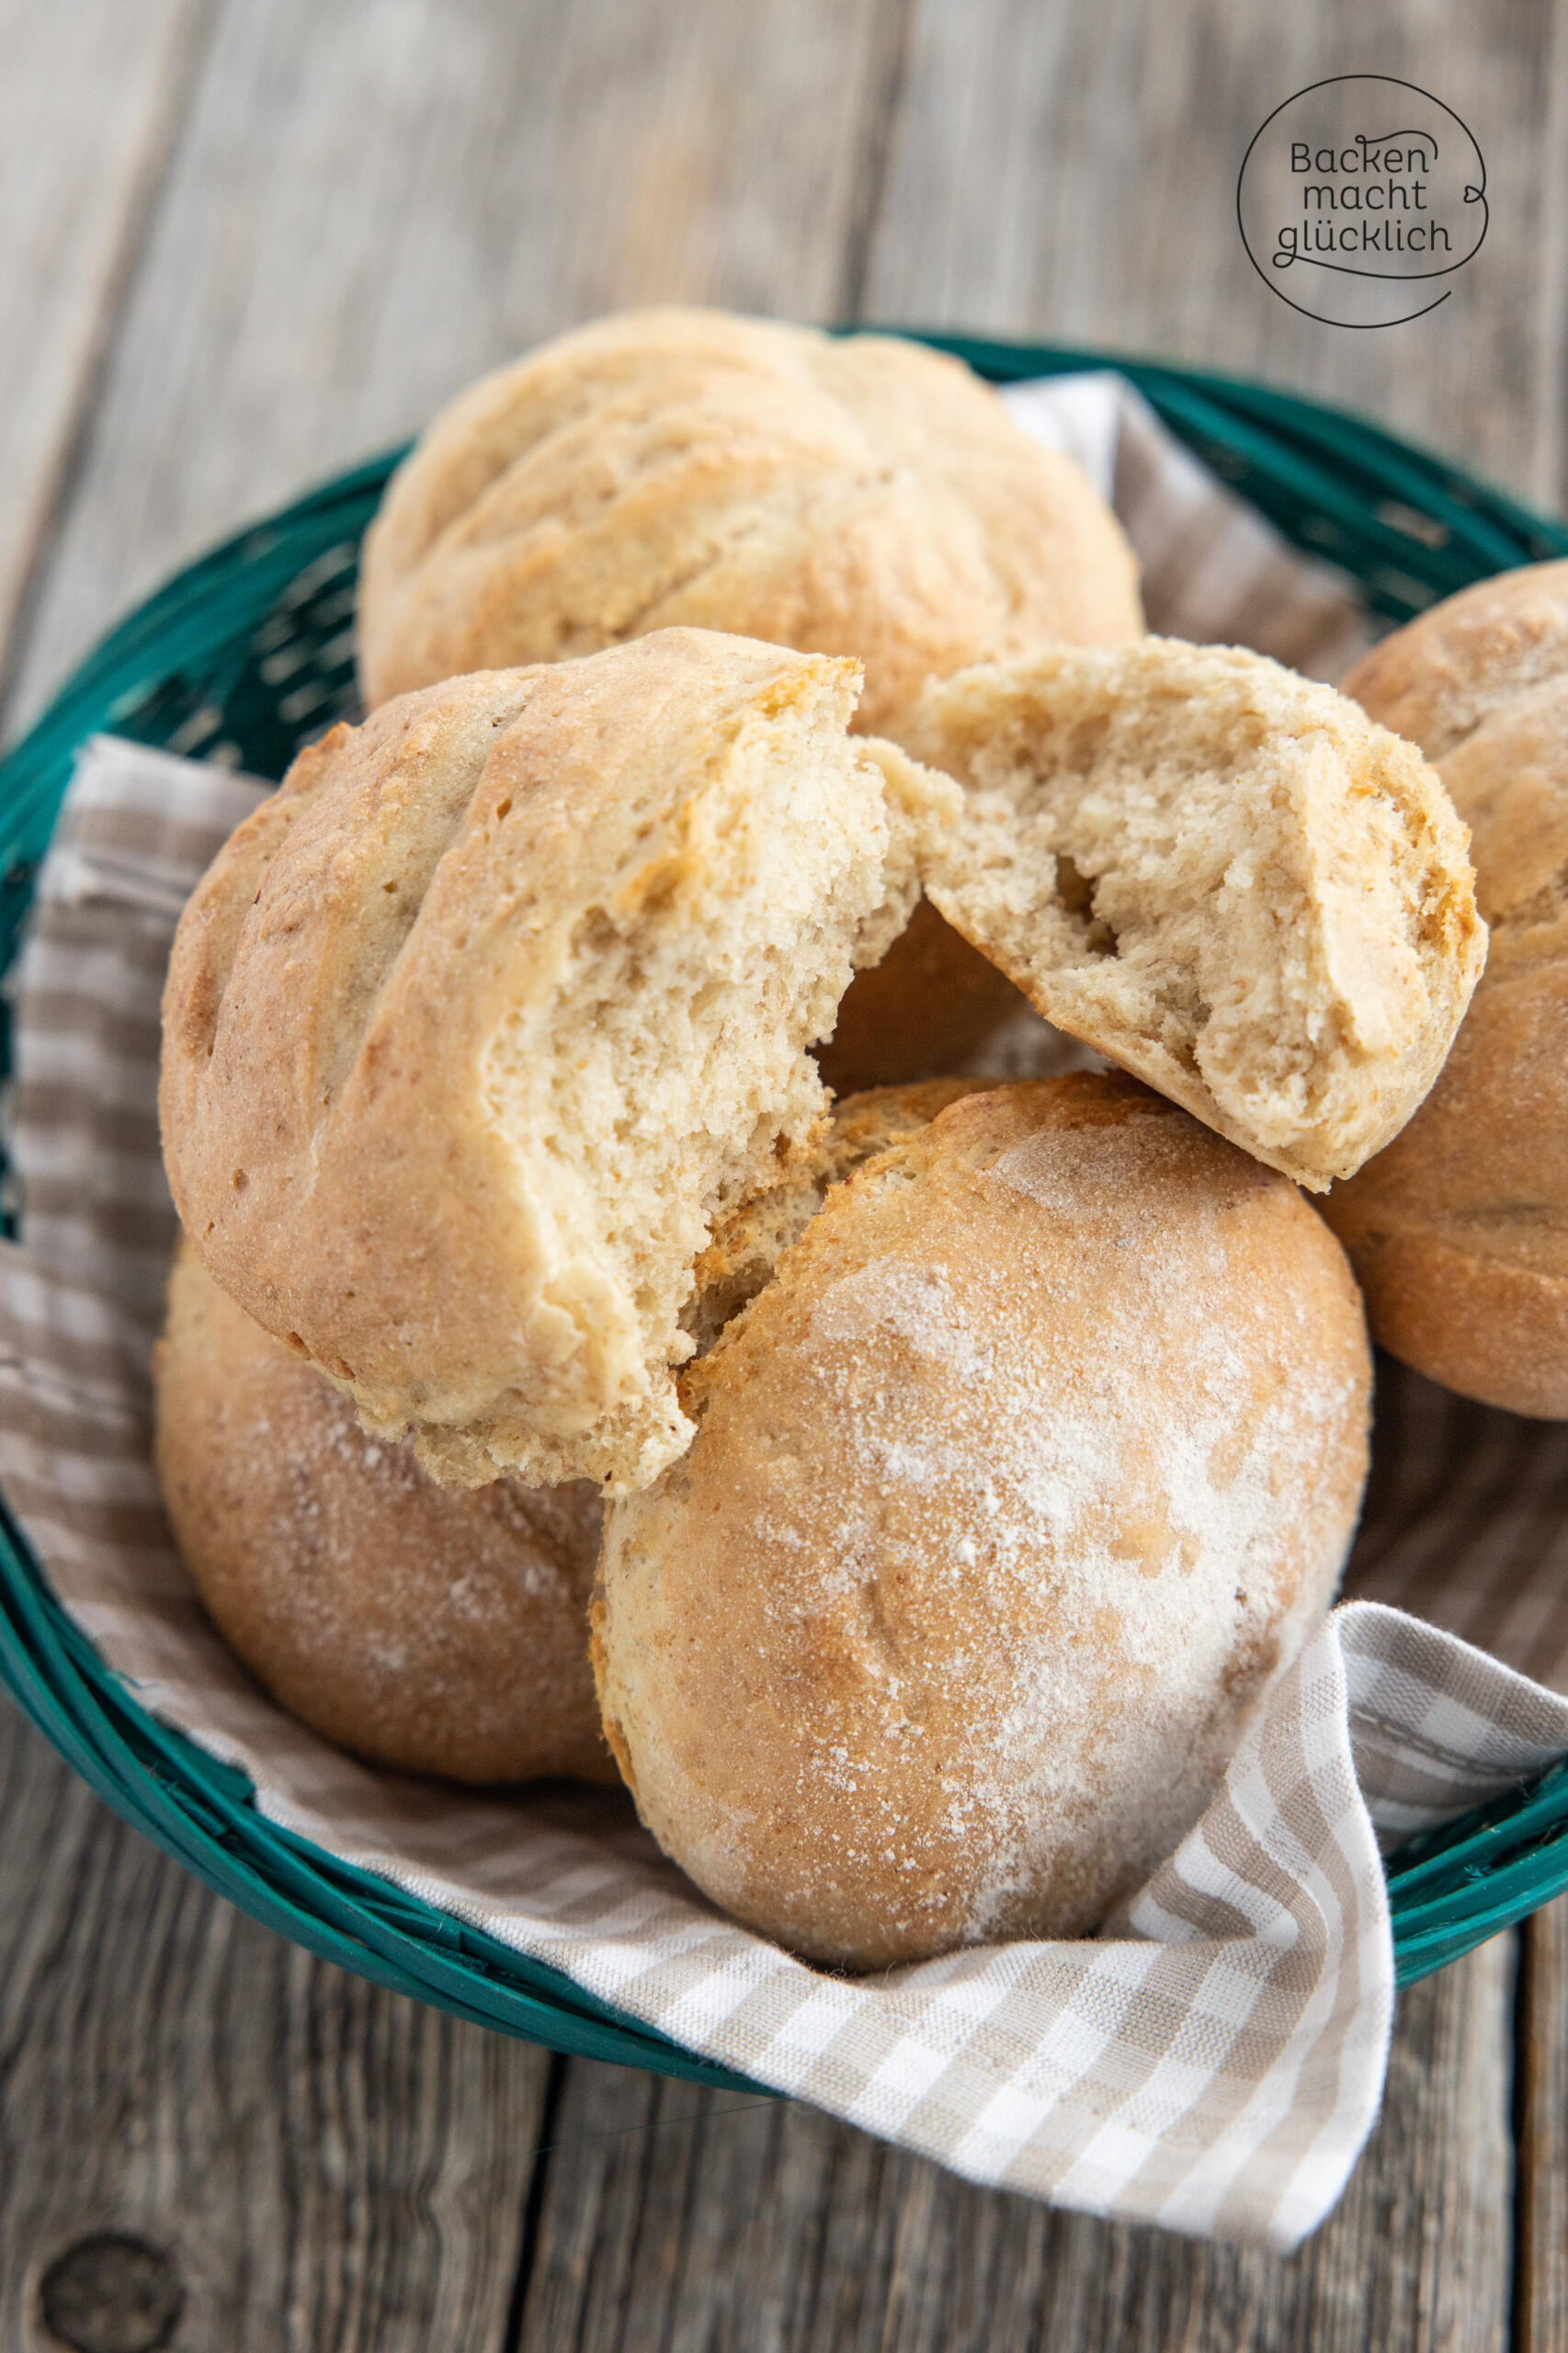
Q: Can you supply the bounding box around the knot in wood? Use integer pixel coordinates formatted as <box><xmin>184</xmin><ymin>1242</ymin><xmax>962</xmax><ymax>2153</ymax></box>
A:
<box><xmin>38</xmin><ymin>2234</ymin><xmax>184</xmax><ymax>2353</ymax></box>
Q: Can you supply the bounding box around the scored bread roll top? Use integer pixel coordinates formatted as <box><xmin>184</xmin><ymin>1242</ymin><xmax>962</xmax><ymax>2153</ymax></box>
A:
<box><xmin>895</xmin><ymin>639</ymin><xmax>1486</xmax><ymax>1189</ymax></box>
<box><xmin>595</xmin><ymin>1074</ymin><xmax>1371</xmax><ymax>1971</ymax></box>
<box><xmin>356</xmin><ymin>307</ymin><xmax>1142</xmax><ymax>735</ymax></box>
<box><xmin>154</xmin><ymin>1247</ymin><xmax>612</xmax><ymax>1784</ymax></box>
<box><xmin>1326</xmin><ymin>566</ymin><xmax>1568</xmax><ymax>1415</ymax></box>
<box><xmin>357</xmin><ymin>307</ymin><xmax>1144</xmax><ymax>1104</ymax></box>
<box><xmin>159</xmin><ymin>630</ymin><xmax>921</xmax><ymax>1494</ymax></box>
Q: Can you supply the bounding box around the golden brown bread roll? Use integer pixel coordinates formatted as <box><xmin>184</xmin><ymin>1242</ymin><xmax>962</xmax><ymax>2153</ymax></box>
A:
<box><xmin>895</xmin><ymin>640</ymin><xmax>1486</xmax><ymax>1188</ymax></box>
<box><xmin>678</xmin><ymin>1076</ymin><xmax>987</xmax><ymax>1353</ymax></box>
<box><xmin>1326</xmin><ymin>565</ymin><xmax>1568</xmax><ymax>1415</ymax></box>
<box><xmin>154</xmin><ymin>1247</ymin><xmax>612</xmax><ymax>1784</ymax></box>
<box><xmin>594</xmin><ymin>1074</ymin><xmax>1371</xmax><ymax>1970</ymax></box>
<box><xmin>1335</xmin><ymin>559</ymin><xmax>1568</xmax><ymax>758</ymax></box>
<box><xmin>159</xmin><ymin>631</ymin><xmax>922</xmax><ymax>1494</ymax></box>
<box><xmin>356</xmin><ymin>307</ymin><xmax>1142</xmax><ymax>734</ymax></box>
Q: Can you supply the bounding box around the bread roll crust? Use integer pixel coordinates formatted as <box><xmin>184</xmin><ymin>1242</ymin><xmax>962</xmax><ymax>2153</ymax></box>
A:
<box><xmin>160</xmin><ymin>630</ymin><xmax>918</xmax><ymax>1492</ymax></box>
<box><xmin>357</xmin><ymin>308</ymin><xmax>1142</xmax><ymax>735</ymax></box>
<box><xmin>813</xmin><ymin>895</ymin><xmax>1041</xmax><ymax>1094</ymax></box>
<box><xmin>1340</xmin><ymin>558</ymin><xmax>1568</xmax><ymax>762</ymax></box>
<box><xmin>154</xmin><ymin>1249</ymin><xmax>612</xmax><ymax>1783</ymax></box>
<box><xmin>595</xmin><ymin>1074</ymin><xmax>1370</xmax><ymax>1969</ymax></box>
<box><xmin>1330</xmin><ymin>568</ymin><xmax>1568</xmax><ymax>1414</ymax></box>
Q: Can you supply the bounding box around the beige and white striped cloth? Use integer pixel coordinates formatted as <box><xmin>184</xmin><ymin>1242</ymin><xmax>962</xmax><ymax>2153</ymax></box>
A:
<box><xmin>3</xmin><ymin>378</ymin><xmax>1568</xmax><ymax>2253</ymax></box>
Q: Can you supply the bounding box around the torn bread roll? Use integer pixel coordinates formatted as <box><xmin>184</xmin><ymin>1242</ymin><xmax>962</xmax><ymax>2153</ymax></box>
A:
<box><xmin>154</xmin><ymin>1247</ymin><xmax>612</xmax><ymax>1784</ymax></box>
<box><xmin>897</xmin><ymin>638</ymin><xmax>1486</xmax><ymax>1189</ymax></box>
<box><xmin>594</xmin><ymin>1074</ymin><xmax>1370</xmax><ymax>1971</ymax></box>
<box><xmin>160</xmin><ymin>630</ymin><xmax>920</xmax><ymax>1493</ymax></box>
<box><xmin>1324</xmin><ymin>564</ymin><xmax>1568</xmax><ymax>1416</ymax></box>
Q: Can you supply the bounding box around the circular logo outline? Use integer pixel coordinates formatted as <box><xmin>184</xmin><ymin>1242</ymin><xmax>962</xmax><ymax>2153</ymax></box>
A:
<box><xmin>1236</xmin><ymin>74</ymin><xmax>1487</xmax><ymax>329</ymax></box>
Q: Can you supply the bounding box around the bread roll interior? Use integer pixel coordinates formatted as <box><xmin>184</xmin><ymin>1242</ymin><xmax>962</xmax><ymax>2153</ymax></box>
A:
<box><xmin>898</xmin><ymin>639</ymin><xmax>1485</xmax><ymax>1188</ymax></box>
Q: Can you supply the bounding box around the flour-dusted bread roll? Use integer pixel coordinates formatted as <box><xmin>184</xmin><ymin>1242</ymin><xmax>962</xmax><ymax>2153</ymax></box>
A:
<box><xmin>678</xmin><ymin>1076</ymin><xmax>987</xmax><ymax>1354</ymax></box>
<box><xmin>160</xmin><ymin>630</ymin><xmax>923</xmax><ymax>1493</ymax></box>
<box><xmin>356</xmin><ymin>308</ymin><xmax>1142</xmax><ymax>735</ymax></box>
<box><xmin>154</xmin><ymin>1248</ymin><xmax>612</xmax><ymax>1784</ymax></box>
<box><xmin>1325</xmin><ymin>566</ymin><xmax>1568</xmax><ymax>1415</ymax></box>
<box><xmin>897</xmin><ymin>639</ymin><xmax>1486</xmax><ymax>1189</ymax></box>
<box><xmin>594</xmin><ymin>1074</ymin><xmax>1370</xmax><ymax>1970</ymax></box>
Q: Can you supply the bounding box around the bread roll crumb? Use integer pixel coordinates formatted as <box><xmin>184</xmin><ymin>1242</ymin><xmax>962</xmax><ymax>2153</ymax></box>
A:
<box><xmin>899</xmin><ymin>639</ymin><xmax>1485</xmax><ymax>1188</ymax></box>
<box><xmin>160</xmin><ymin>630</ymin><xmax>919</xmax><ymax>1492</ymax></box>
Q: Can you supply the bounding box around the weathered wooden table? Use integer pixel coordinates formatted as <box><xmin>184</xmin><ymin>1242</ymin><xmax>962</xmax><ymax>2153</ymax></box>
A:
<box><xmin>1</xmin><ymin>6</ymin><xmax>1564</xmax><ymax>2346</ymax></box>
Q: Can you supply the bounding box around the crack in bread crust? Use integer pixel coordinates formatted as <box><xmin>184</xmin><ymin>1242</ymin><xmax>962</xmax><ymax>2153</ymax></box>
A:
<box><xmin>678</xmin><ymin>1079</ymin><xmax>986</xmax><ymax>1370</ymax></box>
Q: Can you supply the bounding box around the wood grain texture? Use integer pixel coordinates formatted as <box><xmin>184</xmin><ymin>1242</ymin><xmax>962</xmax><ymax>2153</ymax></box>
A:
<box><xmin>866</xmin><ymin>0</ymin><xmax>1567</xmax><ymax>509</ymax></box>
<box><xmin>0</xmin><ymin>1694</ymin><xmax>551</xmax><ymax>2351</ymax></box>
<box><xmin>3</xmin><ymin>0</ymin><xmax>892</xmax><ymax>742</ymax></box>
<box><xmin>0</xmin><ymin>0</ymin><xmax>206</xmax><ymax>708</ymax></box>
<box><xmin>515</xmin><ymin>1938</ymin><xmax>1513</xmax><ymax>2353</ymax></box>
<box><xmin>1518</xmin><ymin>1896</ymin><xmax>1568</xmax><ymax>2353</ymax></box>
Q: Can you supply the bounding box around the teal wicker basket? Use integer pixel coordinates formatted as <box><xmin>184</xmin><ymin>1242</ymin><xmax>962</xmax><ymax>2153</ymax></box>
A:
<box><xmin>0</xmin><ymin>336</ymin><xmax>1565</xmax><ymax>2090</ymax></box>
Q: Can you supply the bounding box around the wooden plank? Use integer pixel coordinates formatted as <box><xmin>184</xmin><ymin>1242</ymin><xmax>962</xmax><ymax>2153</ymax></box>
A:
<box><xmin>0</xmin><ymin>0</ymin><xmax>204</xmax><ymax>714</ymax></box>
<box><xmin>0</xmin><ymin>3</ymin><xmax>1550</xmax><ymax>2347</ymax></box>
<box><xmin>864</xmin><ymin>0</ymin><xmax>1564</xmax><ymax>509</ymax></box>
<box><xmin>514</xmin><ymin>1936</ymin><xmax>1514</xmax><ymax>2352</ymax></box>
<box><xmin>4</xmin><ymin>0</ymin><xmax>893</xmax><ymax>741</ymax></box>
<box><xmin>0</xmin><ymin>1691</ymin><xmax>551</xmax><ymax>2350</ymax></box>
<box><xmin>1518</xmin><ymin>1895</ymin><xmax>1568</xmax><ymax>2353</ymax></box>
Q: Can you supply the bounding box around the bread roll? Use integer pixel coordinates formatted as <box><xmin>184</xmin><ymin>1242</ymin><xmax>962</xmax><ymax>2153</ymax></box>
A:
<box><xmin>1337</xmin><ymin>559</ymin><xmax>1568</xmax><ymax>757</ymax></box>
<box><xmin>159</xmin><ymin>631</ymin><xmax>922</xmax><ymax>1493</ymax></box>
<box><xmin>594</xmin><ymin>1074</ymin><xmax>1370</xmax><ymax>1970</ymax></box>
<box><xmin>1325</xmin><ymin>567</ymin><xmax>1568</xmax><ymax>1415</ymax></box>
<box><xmin>896</xmin><ymin>639</ymin><xmax>1485</xmax><ymax>1189</ymax></box>
<box><xmin>356</xmin><ymin>308</ymin><xmax>1142</xmax><ymax>735</ymax></box>
<box><xmin>679</xmin><ymin>1077</ymin><xmax>986</xmax><ymax>1354</ymax></box>
<box><xmin>154</xmin><ymin>1248</ymin><xmax>612</xmax><ymax>1784</ymax></box>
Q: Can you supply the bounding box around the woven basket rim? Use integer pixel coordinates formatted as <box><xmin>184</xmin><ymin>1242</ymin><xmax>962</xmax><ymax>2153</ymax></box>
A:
<box><xmin>0</xmin><ymin>334</ymin><xmax>1564</xmax><ymax>2080</ymax></box>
